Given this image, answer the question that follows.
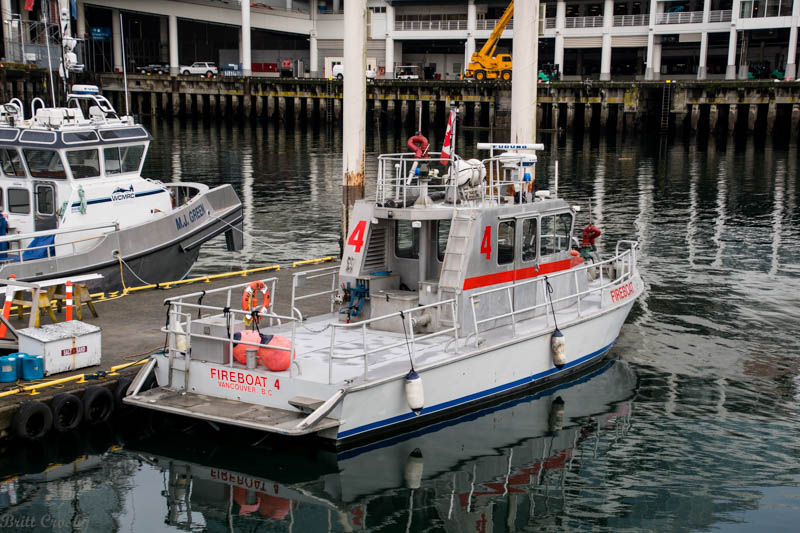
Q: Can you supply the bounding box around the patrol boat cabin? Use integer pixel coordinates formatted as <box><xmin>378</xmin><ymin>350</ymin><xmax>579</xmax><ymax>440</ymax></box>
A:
<box><xmin>0</xmin><ymin>87</ymin><xmax>243</xmax><ymax>290</ymax></box>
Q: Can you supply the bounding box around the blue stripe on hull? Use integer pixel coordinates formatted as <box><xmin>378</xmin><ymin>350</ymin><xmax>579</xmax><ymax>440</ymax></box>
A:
<box><xmin>72</xmin><ymin>188</ymin><xmax>165</xmax><ymax>207</ymax></box>
<box><xmin>336</xmin><ymin>339</ymin><xmax>616</xmax><ymax>439</ymax></box>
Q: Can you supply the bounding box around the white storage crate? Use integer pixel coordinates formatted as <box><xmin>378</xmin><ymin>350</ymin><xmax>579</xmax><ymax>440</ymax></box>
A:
<box><xmin>17</xmin><ymin>321</ymin><xmax>102</xmax><ymax>375</ymax></box>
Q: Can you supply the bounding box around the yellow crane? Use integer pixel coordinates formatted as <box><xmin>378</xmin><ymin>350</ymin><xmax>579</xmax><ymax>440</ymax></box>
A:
<box><xmin>464</xmin><ymin>1</ymin><xmax>514</xmax><ymax>81</ymax></box>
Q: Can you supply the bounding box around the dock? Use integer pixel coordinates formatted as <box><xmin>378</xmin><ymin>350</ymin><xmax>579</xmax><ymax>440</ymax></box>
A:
<box><xmin>0</xmin><ymin>259</ymin><xmax>338</xmax><ymax>439</ymax></box>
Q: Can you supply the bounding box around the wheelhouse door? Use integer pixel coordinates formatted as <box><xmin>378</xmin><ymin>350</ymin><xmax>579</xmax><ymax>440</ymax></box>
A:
<box><xmin>33</xmin><ymin>181</ymin><xmax>57</xmax><ymax>231</ymax></box>
<box><xmin>513</xmin><ymin>216</ymin><xmax>542</xmax><ymax>320</ymax></box>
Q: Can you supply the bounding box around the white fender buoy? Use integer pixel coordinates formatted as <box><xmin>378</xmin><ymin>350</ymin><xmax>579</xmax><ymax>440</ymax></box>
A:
<box><xmin>405</xmin><ymin>369</ymin><xmax>424</xmax><ymax>414</ymax></box>
<box><xmin>551</xmin><ymin>329</ymin><xmax>566</xmax><ymax>368</ymax></box>
<box><xmin>404</xmin><ymin>448</ymin><xmax>424</xmax><ymax>489</ymax></box>
<box><xmin>548</xmin><ymin>397</ymin><xmax>565</xmax><ymax>434</ymax></box>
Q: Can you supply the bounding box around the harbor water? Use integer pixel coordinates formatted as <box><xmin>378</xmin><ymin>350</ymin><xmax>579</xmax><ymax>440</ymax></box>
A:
<box><xmin>0</xmin><ymin>120</ymin><xmax>798</xmax><ymax>532</ymax></box>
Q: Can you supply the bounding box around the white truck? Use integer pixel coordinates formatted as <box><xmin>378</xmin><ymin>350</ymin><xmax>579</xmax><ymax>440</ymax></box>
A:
<box><xmin>331</xmin><ymin>62</ymin><xmax>377</xmax><ymax>80</ymax></box>
<box><xmin>180</xmin><ymin>62</ymin><xmax>218</xmax><ymax>76</ymax></box>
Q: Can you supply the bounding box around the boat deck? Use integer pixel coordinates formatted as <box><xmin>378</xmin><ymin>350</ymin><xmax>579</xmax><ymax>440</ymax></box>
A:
<box><xmin>125</xmin><ymin>387</ymin><xmax>340</xmax><ymax>435</ymax></box>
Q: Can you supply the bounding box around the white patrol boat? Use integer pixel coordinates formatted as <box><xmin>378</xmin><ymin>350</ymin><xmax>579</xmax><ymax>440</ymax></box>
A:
<box><xmin>126</xmin><ymin>141</ymin><xmax>643</xmax><ymax>446</ymax></box>
<box><xmin>0</xmin><ymin>86</ymin><xmax>243</xmax><ymax>292</ymax></box>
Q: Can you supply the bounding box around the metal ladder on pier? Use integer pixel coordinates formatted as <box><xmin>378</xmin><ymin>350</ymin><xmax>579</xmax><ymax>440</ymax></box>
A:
<box><xmin>660</xmin><ymin>82</ymin><xmax>672</xmax><ymax>132</ymax></box>
<box><xmin>325</xmin><ymin>77</ymin><xmax>334</xmax><ymax>127</ymax></box>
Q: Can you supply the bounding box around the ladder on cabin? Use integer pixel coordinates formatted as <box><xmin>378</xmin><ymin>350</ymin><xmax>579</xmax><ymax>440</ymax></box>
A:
<box><xmin>660</xmin><ymin>83</ymin><xmax>672</xmax><ymax>132</ymax></box>
<box><xmin>439</xmin><ymin>214</ymin><xmax>476</xmax><ymax>291</ymax></box>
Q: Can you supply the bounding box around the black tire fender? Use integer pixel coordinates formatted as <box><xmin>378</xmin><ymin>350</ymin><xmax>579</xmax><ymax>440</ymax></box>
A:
<box><xmin>82</xmin><ymin>385</ymin><xmax>115</xmax><ymax>425</ymax></box>
<box><xmin>12</xmin><ymin>400</ymin><xmax>53</xmax><ymax>440</ymax></box>
<box><xmin>51</xmin><ymin>393</ymin><xmax>83</xmax><ymax>432</ymax></box>
<box><xmin>114</xmin><ymin>377</ymin><xmax>132</xmax><ymax>411</ymax></box>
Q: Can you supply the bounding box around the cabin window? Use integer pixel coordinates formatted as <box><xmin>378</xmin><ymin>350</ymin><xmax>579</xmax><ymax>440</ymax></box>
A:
<box><xmin>0</xmin><ymin>149</ymin><xmax>25</xmax><ymax>177</ymax></box>
<box><xmin>104</xmin><ymin>147</ymin><xmax>121</xmax><ymax>175</ymax></box>
<box><xmin>437</xmin><ymin>219</ymin><xmax>451</xmax><ymax>261</ymax></box>
<box><xmin>497</xmin><ymin>220</ymin><xmax>515</xmax><ymax>265</ymax></box>
<box><xmin>8</xmin><ymin>188</ymin><xmax>29</xmax><ymax>214</ymax></box>
<box><xmin>35</xmin><ymin>184</ymin><xmax>55</xmax><ymax>215</ymax></box>
<box><xmin>540</xmin><ymin>213</ymin><xmax>573</xmax><ymax>256</ymax></box>
<box><xmin>522</xmin><ymin>218</ymin><xmax>537</xmax><ymax>262</ymax></box>
<box><xmin>23</xmin><ymin>149</ymin><xmax>66</xmax><ymax>179</ymax></box>
<box><xmin>0</xmin><ymin>189</ymin><xmax>3</xmax><ymax>211</ymax></box>
<box><xmin>120</xmin><ymin>145</ymin><xmax>145</xmax><ymax>173</ymax></box>
<box><xmin>395</xmin><ymin>220</ymin><xmax>419</xmax><ymax>259</ymax></box>
<box><xmin>66</xmin><ymin>149</ymin><xmax>101</xmax><ymax>179</ymax></box>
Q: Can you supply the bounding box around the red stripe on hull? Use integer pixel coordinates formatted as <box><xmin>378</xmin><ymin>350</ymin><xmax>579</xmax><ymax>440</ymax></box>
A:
<box><xmin>462</xmin><ymin>256</ymin><xmax>584</xmax><ymax>290</ymax></box>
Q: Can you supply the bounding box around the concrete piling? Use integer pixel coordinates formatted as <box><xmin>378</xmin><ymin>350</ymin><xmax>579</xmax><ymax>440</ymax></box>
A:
<box><xmin>766</xmin><ymin>102</ymin><xmax>777</xmax><ymax>135</ymax></box>
<box><xmin>691</xmin><ymin>104</ymin><xmax>700</xmax><ymax>131</ymax></box>
<box><xmin>709</xmin><ymin>104</ymin><xmax>718</xmax><ymax>131</ymax></box>
<box><xmin>748</xmin><ymin>104</ymin><xmax>758</xmax><ymax>131</ymax></box>
<box><xmin>566</xmin><ymin>103</ymin><xmax>575</xmax><ymax>131</ymax></box>
<box><xmin>728</xmin><ymin>104</ymin><xmax>738</xmax><ymax>134</ymax></box>
<box><xmin>791</xmin><ymin>104</ymin><xmax>800</xmax><ymax>138</ymax></box>
<box><xmin>584</xmin><ymin>103</ymin><xmax>592</xmax><ymax>129</ymax></box>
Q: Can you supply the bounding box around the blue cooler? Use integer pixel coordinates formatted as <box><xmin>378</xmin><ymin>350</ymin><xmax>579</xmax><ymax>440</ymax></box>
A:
<box><xmin>0</xmin><ymin>355</ymin><xmax>17</xmax><ymax>382</ymax></box>
<box><xmin>21</xmin><ymin>354</ymin><xmax>44</xmax><ymax>380</ymax></box>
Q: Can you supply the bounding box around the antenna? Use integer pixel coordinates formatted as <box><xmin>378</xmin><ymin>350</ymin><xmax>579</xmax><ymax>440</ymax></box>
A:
<box><xmin>418</xmin><ymin>101</ymin><xmax>422</xmax><ymax>132</ymax></box>
<box><xmin>554</xmin><ymin>160</ymin><xmax>558</xmax><ymax>198</ymax></box>
<box><xmin>43</xmin><ymin>0</ymin><xmax>57</xmax><ymax>107</ymax></box>
<box><xmin>119</xmin><ymin>12</ymin><xmax>130</xmax><ymax>117</ymax></box>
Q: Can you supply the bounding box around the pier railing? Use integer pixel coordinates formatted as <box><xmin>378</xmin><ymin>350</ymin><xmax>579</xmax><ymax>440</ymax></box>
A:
<box><xmin>468</xmin><ymin>242</ymin><xmax>638</xmax><ymax>347</ymax></box>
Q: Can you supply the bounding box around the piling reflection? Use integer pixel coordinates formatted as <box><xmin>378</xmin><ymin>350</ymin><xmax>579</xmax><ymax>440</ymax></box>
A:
<box><xmin>123</xmin><ymin>360</ymin><xmax>636</xmax><ymax>531</ymax></box>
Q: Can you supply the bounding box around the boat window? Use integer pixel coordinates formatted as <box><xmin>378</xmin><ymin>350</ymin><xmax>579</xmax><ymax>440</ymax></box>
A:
<box><xmin>35</xmin><ymin>184</ymin><xmax>55</xmax><ymax>215</ymax></box>
<box><xmin>0</xmin><ymin>129</ymin><xmax>18</xmax><ymax>142</ymax></box>
<box><xmin>497</xmin><ymin>220</ymin><xmax>515</xmax><ymax>265</ymax></box>
<box><xmin>104</xmin><ymin>147</ymin><xmax>121</xmax><ymax>175</ymax></box>
<box><xmin>8</xmin><ymin>188</ymin><xmax>30</xmax><ymax>214</ymax></box>
<box><xmin>0</xmin><ymin>189</ymin><xmax>3</xmax><ymax>211</ymax></box>
<box><xmin>395</xmin><ymin>220</ymin><xmax>419</xmax><ymax>259</ymax></box>
<box><xmin>120</xmin><ymin>145</ymin><xmax>144</xmax><ymax>173</ymax></box>
<box><xmin>0</xmin><ymin>149</ymin><xmax>25</xmax><ymax>177</ymax></box>
<box><xmin>66</xmin><ymin>149</ymin><xmax>100</xmax><ymax>179</ymax></box>
<box><xmin>98</xmin><ymin>127</ymin><xmax>147</xmax><ymax>141</ymax></box>
<box><xmin>437</xmin><ymin>219</ymin><xmax>451</xmax><ymax>262</ymax></box>
<box><xmin>62</xmin><ymin>130</ymin><xmax>99</xmax><ymax>144</ymax></box>
<box><xmin>19</xmin><ymin>130</ymin><xmax>56</xmax><ymax>144</ymax></box>
<box><xmin>540</xmin><ymin>213</ymin><xmax>573</xmax><ymax>256</ymax></box>
<box><xmin>23</xmin><ymin>149</ymin><xmax>66</xmax><ymax>179</ymax></box>
<box><xmin>522</xmin><ymin>218</ymin><xmax>537</xmax><ymax>262</ymax></box>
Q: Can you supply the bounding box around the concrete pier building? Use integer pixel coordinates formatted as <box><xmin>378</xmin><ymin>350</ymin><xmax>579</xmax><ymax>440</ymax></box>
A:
<box><xmin>2</xmin><ymin>1</ymin><xmax>799</xmax><ymax>81</ymax></box>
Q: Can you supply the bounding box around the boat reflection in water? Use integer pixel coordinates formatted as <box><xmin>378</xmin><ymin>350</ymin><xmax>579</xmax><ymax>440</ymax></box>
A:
<box><xmin>129</xmin><ymin>359</ymin><xmax>637</xmax><ymax>531</ymax></box>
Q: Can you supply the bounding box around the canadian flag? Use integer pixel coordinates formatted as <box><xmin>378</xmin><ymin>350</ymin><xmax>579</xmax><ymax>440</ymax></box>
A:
<box><xmin>25</xmin><ymin>0</ymin><xmax>35</xmax><ymax>11</ymax></box>
<box><xmin>440</xmin><ymin>109</ymin><xmax>455</xmax><ymax>166</ymax></box>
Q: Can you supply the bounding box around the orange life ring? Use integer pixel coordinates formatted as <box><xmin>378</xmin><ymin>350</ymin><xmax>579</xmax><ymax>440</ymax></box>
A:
<box><xmin>242</xmin><ymin>281</ymin><xmax>270</xmax><ymax>326</ymax></box>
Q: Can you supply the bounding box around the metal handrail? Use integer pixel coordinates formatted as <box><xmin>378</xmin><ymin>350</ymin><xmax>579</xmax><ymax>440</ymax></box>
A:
<box><xmin>327</xmin><ymin>298</ymin><xmax>458</xmax><ymax>384</ymax></box>
<box><xmin>469</xmin><ymin>245</ymin><xmax>637</xmax><ymax>346</ymax></box>
<box><xmin>0</xmin><ymin>221</ymin><xmax>118</xmax><ymax>243</ymax></box>
<box><xmin>291</xmin><ymin>265</ymin><xmax>339</xmax><ymax>320</ymax></box>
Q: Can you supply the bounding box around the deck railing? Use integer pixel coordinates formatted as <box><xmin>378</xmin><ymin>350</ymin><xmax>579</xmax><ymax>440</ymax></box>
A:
<box><xmin>468</xmin><ymin>242</ymin><xmax>638</xmax><ymax>347</ymax></box>
<box><xmin>564</xmin><ymin>16</ymin><xmax>605</xmax><ymax>29</ymax></box>
<box><xmin>162</xmin><ymin>276</ymin><xmax>301</xmax><ymax>379</ymax></box>
<box><xmin>656</xmin><ymin>10</ymin><xmax>704</xmax><ymax>24</ymax></box>
<box><xmin>326</xmin><ymin>298</ymin><xmax>459</xmax><ymax>384</ymax></box>
<box><xmin>291</xmin><ymin>265</ymin><xmax>339</xmax><ymax>320</ymax></box>
<box><xmin>0</xmin><ymin>222</ymin><xmax>119</xmax><ymax>264</ymax></box>
<box><xmin>613</xmin><ymin>14</ymin><xmax>649</xmax><ymax>26</ymax></box>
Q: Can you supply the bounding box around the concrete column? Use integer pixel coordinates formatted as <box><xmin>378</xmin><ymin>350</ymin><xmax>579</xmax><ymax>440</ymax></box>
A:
<box><xmin>645</xmin><ymin>0</ymin><xmax>658</xmax><ymax>80</ymax></box>
<box><xmin>600</xmin><ymin>103</ymin><xmax>609</xmax><ymax>128</ymax></box>
<box><xmin>169</xmin><ymin>14</ymin><xmax>179</xmax><ymax>76</ymax></box>
<box><xmin>690</xmin><ymin>104</ymin><xmax>700</xmax><ymax>130</ymax></box>
<box><xmin>466</xmin><ymin>0</ymin><xmax>476</xmax><ymax>69</ymax></box>
<box><xmin>726</xmin><ymin>28</ymin><xmax>737</xmax><ymax>80</ymax></box>
<box><xmin>197</xmin><ymin>93</ymin><xmax>204</xmax><ymax>115</ymax></box>
<box><xmin>333</xmin><ymin>0</ymin><xmax>340</xmax><ymax>12</ymax></box>
<box><xmin>728</xmin><ymin>104</ymin><xmax>737</xmax><ymax>133</ymax></box>
<box><xmin>785</xmin><ymin>0</ymin><xmax>800</xmax><ymax>80</ymax></box>
<box><xmin>267</xmin><ymin>96</ymin><xmax>275</xmax><ymax>119</ymax></box>
<box><xmin>385</xmin><ymin>3</ymin><xmax>394</xmax><ymax>78</ymax></box>
<box><xmin>309</xmin><ymin>32</ymin><xmax>318</xmax><ymax>77</ymax></box>
<box><xmin>241</xmin><ymin>0</ymin><xmax>251</xmax><ymax>76</ymax></box>
<box><xmin>184</xmin><ymin>93</ymin><xmax>192</xmax><ymax>115</ymax></box>
<box><xmin>791</xmin><ymin>104</ymin><xmax>800</xmax><ymax>138</ymax></box>
<box><xmin>616</xmin><ymin>104</ymin><xmax>624</xmax><ymax>131</ymax></box>
<box><xmin>232</xmin><ymin>95</ymin><xmax>240</xmax><ymax>116</ymax></box>
<box><xmin>510</xmin><ymin>0</ymin><xmax>538</xmax><ymax>143</ymax></box>
<box><xmin>278</xmin><ymin>96</ymin><xmax>286</xmax><ymax>120</ymax></box>
<box><xmin>400</xmin><ymin>99</ymin><xmax>408</xmax><ymax>124</ymax></box>
<box><xmin>698</xmin><ymin>32</ymin><xmax>709</xmax><ymax>80</ymax></box>
<box><xmin>653</xmin><ymin>41</ymin><xmax>662</xmax><ymax>80</ymax></box>
<box><xmin>474</xmin><ymin>101</ymin><xmax>482</xmax><ymax>126</ymax></box>
<box><xmin>566</xmin><ymin>103</ymin><xmax>575</xmax><ymax>131</ymax></box>
<box><xmin>554</xmin><ymin>0</ymin><xmax>566</xmax><ymax>74</ymax></box>
<box><xmin>766</xmin><ymin>102</ymin><xmax>777</xmax><ymax>135</ymax></box>
<box><xmin>209</xmin><ymin>94</ymin><xmax>217</xmax><ymax>116</ymax></box>
<box><xmin>600</xmin><ymin>0</ymin><xmax>613</xmax><ymax>81</ymax></box>
<box><xmin>306</xmin><ymin>97</ymin><xmax>314</xmax><ymax>119</ymax></box>
<box><xmin>150</xmin><ymin>92</ymin><xmax>157</xmax><ymax>116</ymax></box>
<box><xmin>747</xmin><ymin>104</ymin><xmax>757</xmax><ymax>130</ymax></box>
<box><xmin>551</xmin><ymin>103</ymin><xmax>559</xmax><ymax>129</ymax></box>
<box><xmin>584</xmin><ymin>103</ymin><xmax>593</xmax><ymax>129</ymax></box>
<box><xmin>342</xmin><ymin>0</ymin><xmax>367</xmax><ymax>246</ymax></box>
<box><xmin>159</xmin><ymin>16</ymin><xmax>169</xmax><ymax>63</ymax></box>
<box><xmin>287</xmin><ymin>0</ymin><xmax>293</xmax><ymax>9</ymax></box>
<box><xmin>111</xmin><ymin>9</ymin><xmax>122</xmax><ymax>73</ymax></box>
<box><xmin>76</xmin><ymin>0</ymin><xmax>86</xmax><ymax>38</ymax></box>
